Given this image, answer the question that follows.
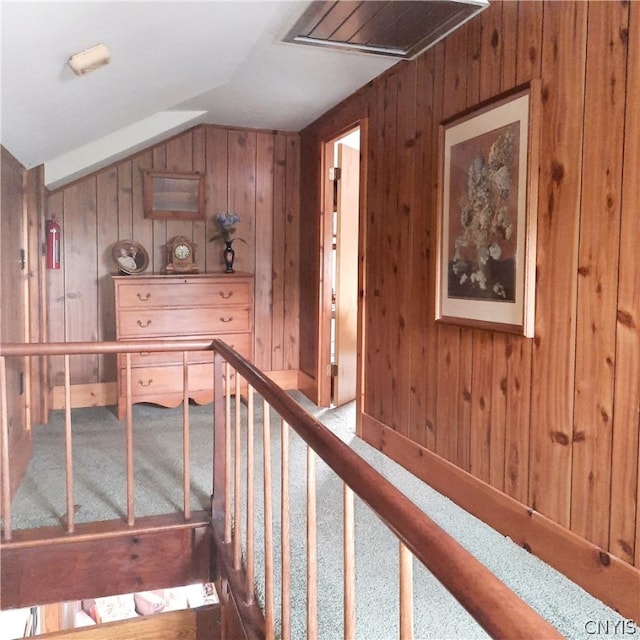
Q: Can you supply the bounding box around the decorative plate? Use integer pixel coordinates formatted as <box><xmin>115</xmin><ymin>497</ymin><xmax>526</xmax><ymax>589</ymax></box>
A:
<box><xmin>111</xmin><ymin>240</ymin><xmax>149</xmax><ymax>275</ymax></box>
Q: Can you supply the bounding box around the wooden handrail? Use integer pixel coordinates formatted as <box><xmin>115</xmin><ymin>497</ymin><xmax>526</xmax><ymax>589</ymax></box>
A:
<box><xmin>0</xmin><ymin>339</ymin><xmax>215</xmax><ymax>357</ymax></box>
<box><xmin>211</xmin><ymin>339</ymin><xmax>563</xmax><ymax>640</ymax></box>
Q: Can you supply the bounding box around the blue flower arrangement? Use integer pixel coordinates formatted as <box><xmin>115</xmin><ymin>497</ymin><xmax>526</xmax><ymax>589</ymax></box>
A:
<box><xmin>209</xmin><ymin>212</ymin><xmax>245</xmax><ymax>244</ymax></box>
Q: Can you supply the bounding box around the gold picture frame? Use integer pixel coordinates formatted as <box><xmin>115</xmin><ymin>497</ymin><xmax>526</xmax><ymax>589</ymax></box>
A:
<box><xmin>435</xmin><ymin>81</ymin><xmax>540</xmax><ymax>337</ymax></box>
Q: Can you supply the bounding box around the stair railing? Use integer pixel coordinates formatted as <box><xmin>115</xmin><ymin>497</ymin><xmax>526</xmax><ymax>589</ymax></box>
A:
<box><xmin>0</xmin><ymin>339</ymin><xmax>214</xmax><ymax>542</ymax></box>
<box><xmin>211</xmin><ymin>339</ymin><xmax>563</xmax><ymax>640</ymax></box>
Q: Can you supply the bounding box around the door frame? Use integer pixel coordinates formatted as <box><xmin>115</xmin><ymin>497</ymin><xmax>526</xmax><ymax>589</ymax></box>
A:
<box><xmin>316</xmin><ymin>118</ymin><xmax>368</xmax><ymax>428</ymax></box>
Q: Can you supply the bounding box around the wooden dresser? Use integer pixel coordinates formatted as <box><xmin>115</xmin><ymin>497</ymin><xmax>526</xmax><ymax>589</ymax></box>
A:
<box><xmin>114</xmin><ymin>273</ymin><xmax>253</xmax><ymax>418</ymax></box>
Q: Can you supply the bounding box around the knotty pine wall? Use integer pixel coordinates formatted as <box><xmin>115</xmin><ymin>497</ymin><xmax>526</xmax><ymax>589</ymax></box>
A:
<box><xmin>46</xmin><ymin>125</ymin><xmax>300</xmax><ymax>391</ymax></box>
<box><xmin>300</xmin><ymin>0</ymin><xmax>640</xmax><ymax>600</ymax></box>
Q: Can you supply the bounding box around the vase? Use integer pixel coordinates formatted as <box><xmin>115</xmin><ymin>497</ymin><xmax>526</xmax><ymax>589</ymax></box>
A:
<box><xmin>223</xmin><ymin>240</ymin><xmax>235</xmax><ymax>273</ymax></box>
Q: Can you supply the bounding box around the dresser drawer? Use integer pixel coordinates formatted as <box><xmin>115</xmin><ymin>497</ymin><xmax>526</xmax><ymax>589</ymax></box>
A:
<box><xmin>122</xmin><ymin>333</ymin><xmax>251</xmax><ymax>367</ymax></box>
<box><xmin>119</xmin><ymin>363</ymin><xmax>240</xmax><ymax>397</ymax></box>
<box><xmin>116</xmin><ymin>280</ymin><xmax>251</xmax><ymax>309</ymax></box>
<box><xmin>118</xmin><ymin>307</ymin><xmax>251</xmax><ymax>338</ymax></box>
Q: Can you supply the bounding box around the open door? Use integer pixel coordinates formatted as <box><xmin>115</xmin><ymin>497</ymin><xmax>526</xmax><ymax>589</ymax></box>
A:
<box><xmin>332</xmin><ymin>142</ymin><xmax>360</xmax><ymax>406</ymax></box>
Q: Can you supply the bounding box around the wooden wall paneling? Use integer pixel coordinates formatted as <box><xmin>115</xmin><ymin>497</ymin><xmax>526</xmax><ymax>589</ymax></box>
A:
<box><xmin>443</xmin><ymin>23</ymin><xmax>472</xmax><ymax>469</ymax></box>
<box><xmin>191</xmin><ymin>126</ymin><xmax>208</xmax><ymax>262</ymax></box>
<box><xmin>151</xmin><ymin>145</ymin><xmax>168</xmax><ymax>274</ymax></box>
<box><xmin>504</xmin><ymin>335</ymin><xmax>532</xmax><ymax>502</ymax></box>
<box><xmin>297</xmin><ymin>132</ymin><xmax>320</xmax><ymax>381</ymax></box>
<box><xmin>501</xmin><ymin>0</ymin><xmax>542</xmax><ymax>505</ymax></box>
<box><xmin>117</xmin><ymin>162</ymin><xmax>133</xmax><ymax>240</ymax></box>
<box><xmin>528</xmin><ymin>0</ymin><xmax>587</xmax><ymax>527</ymax></box>
<box><xmin>165</xmin><ymin>132</ymin><xmax>199</xmax><ymax>246</ymax></box>
<box><xmin>283</xmin><ymin>134</ymin><xmax>300</xmax><ymax>370</ymax></box>
<box><xmin>611</xmin><ymin>0</ymin><xmax>640</xmax><ymax>567</ymax></box>
<box><xmin>62</xmin><ymin>179</ymin><xmax>99</xmax><ymax>384</ymax></box>
<box><xmin>408</xmin><ymin>50</ymin><xmax>436</xmax><ymax>449</ymax></box>
<box><xmin>427</xmin><ymin>44</ymin><xmax>446</xmax><ymax>450</ymax></box>
<box><xmin>363</xmin><ymin>80</ymin><xmax>383</xmax><ymax>418</ymax></box>
<box><xmin>479</xmin><ymin>1</ymin><xmax>503</xmax><ymax>101</ymax></box>
<box><xmin>254</xmin><ymin>133</ymin><xmax>275</xmax><ymax>371</ymax></box>
<box><xmin>391</xmin><ymin>61</ymin><xmax>416</xmax><ymax>437</ymax></box>
<box><xmin>228</xmin><ymin>130</ymin><xmax>257</xmax><ymax>276</ymax></box>
<box><xmin>271</xmin><ymin>134</ymin><xmax>287</xmax><ymax>372</ymax></box>
<box><xmin>488</xmin><ymin>338</ymin><xmax>507</xmax><ymax>490</ymax></box>
<box><xmin>96</xmin><ymin>167</ymin><xmax>118</xmax><ymax>384</ymax></box>
<box><xmin>465</xmin><ymin>8</ymin><xmax>482</xmax><ymax>108</ymax></box>
<box><xmin>205</xmin><ymin>128</ymin><xmax>229</xmax><ymax>274</ymax></box>
<box><xmin>457</xmin><ymin>330</ymin><xmax>473</xmax><ymax>471</ymax></box>
<box><xmin>515</xmin><ymin>0</ymin><xmax>543</xmax><ymax>84</ymax></box>
<box><xmin>571</xmin><ymin>0</ymin><xmax>628</xmax><ymax>549</ymax></box>
<box><xmin>478</xmin><ymin>0</ymin><xmax>511</xmax><ymax>495</ymax></box>
<box><xmin>500</xmin><ymin>1</ymin><xmax>517</xmax><ymax>88</ymax></box>
<box><xmin>130</xmin><ymin>151</ymin><xmax>154</xmax><ymax>269</ymax></box>
<box><xmin>469</xmin><ymin>332</ymin><xmax>492</xmax><ymax>482</ymax></box>
<box><xmin>46</xmin><ymin>191</ymin><xmax>65</xmax><ymax>387</ymax></box>
<box><xmin>378</xmin><ymin>71</ymin><xmax>400</xmax><ymax>429</ymax></box>
<box><xmin>435</xmin><ymin>326</ymin><xmax>460</xmax><ymax>463</ymax></box>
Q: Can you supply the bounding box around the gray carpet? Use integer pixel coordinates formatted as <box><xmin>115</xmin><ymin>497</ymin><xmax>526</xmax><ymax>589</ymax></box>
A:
<box><xmin>10</xmin><ymin>393</ymin><xmax>628</xmax><ymax>639</ymax></box>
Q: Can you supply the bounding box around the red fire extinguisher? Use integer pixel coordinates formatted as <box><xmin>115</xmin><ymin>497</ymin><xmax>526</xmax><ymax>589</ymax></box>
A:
<box><xmin>46</xmin><ymin>216</ymin><xmax>61</xmax><ymax>270</ymax></box>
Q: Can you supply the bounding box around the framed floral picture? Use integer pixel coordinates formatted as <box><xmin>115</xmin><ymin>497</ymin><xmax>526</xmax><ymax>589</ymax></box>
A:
<box><xmin>435</xmin><ymin>81</ymin><xmax>540</xmax><ymax>337</ymax></box>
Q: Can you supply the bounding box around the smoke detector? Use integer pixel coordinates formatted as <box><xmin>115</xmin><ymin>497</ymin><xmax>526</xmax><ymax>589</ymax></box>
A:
<box><xmin>68</xmin><ymin>43</ymin><xmax>111</xmax><ymax>76</ymax></box>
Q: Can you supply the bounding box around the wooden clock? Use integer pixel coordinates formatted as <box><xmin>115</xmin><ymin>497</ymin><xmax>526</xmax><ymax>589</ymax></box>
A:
<box><xmin>165</xmin><ymin>236</ymin><xmax>199</xmax><ymax>273</ymax></box>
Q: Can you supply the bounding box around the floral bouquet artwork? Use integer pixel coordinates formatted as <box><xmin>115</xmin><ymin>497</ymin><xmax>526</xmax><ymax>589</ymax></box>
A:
<box><xmin>447</xmin><ymin>123</ymin><xmax>519</xmax><ymax>302</ymax></box>
<box><xmin>210</xmin><ymin>212</ymin><xmax>245</xmax><ymax>273</ymax></box>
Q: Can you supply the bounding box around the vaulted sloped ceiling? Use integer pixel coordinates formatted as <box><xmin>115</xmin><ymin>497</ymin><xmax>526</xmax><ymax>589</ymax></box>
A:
<box><xmin>1</xmin><ymin>1</ymin><xmax>486</xmax><ymax>189</ymax></box>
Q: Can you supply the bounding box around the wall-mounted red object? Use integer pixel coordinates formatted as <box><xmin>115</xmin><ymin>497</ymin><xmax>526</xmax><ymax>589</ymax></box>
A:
<box><xmin>46</xmin><ymin>216</ymin><xmax>61</xmax><ymax>269</ymax></box>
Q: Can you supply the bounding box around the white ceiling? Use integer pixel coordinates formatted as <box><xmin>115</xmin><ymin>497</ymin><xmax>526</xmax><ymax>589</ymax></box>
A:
<box><xmin>1</xmin><ymin>1</ymin><xmax>400</xmax><ymax>189</ymax></box>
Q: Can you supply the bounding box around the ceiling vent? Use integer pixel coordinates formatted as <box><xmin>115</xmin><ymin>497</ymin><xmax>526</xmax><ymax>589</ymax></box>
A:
<box><xmin>284</xmin><ymin>0</ymin><xmax>488</xmax><ymax>60</ymax></box>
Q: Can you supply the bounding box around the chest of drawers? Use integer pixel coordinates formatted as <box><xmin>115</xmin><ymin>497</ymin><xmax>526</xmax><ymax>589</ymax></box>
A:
<box><xmin>114</xmin><ymin>273</ymin><xmax>253</xmax><ymax>418</ymax></box>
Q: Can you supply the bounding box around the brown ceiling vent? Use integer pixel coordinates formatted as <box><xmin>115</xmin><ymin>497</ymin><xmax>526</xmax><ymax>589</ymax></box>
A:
<box><xmin>284</xmin><ymin>0</ymin><xmax>488</xmax><ymax>60</ymax></box>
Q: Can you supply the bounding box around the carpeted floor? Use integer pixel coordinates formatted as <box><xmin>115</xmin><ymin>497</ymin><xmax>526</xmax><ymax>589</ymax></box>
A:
<box><xmin>10</xmin><ymin>393</ymin><xmax>629</xmax><ymax>639</ymax></box>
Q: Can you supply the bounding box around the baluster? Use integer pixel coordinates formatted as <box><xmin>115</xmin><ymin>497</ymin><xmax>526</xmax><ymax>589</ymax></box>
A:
<box><xmin>233</xmin><ymin>369</ymin><xmax>242</xmax><ymax>570</ymax></box>
<box><xmin>0</xmin><ymin>357</ymin><xmax>12</xmax><ymax>541</ymax></box>
<box><xmin>125</xmin><ymin>353</ymin><xmax>134</xmax><ymax>526</ymax></box>
<box><xmin>182</xmin><ymin>351</ymin><xmax>190</xmax><ymax>521</ymax></box>
<box><xmin>399</xmin><ymin>542</ymin><xmax>414</xmax><ymax>639</ymax></box>
<box><xmin>307</xmin><ymin>447</ymin><xmax>318</xmax><ymax>640</ymax></box>
<box><xmin>212</xmin><ymin>352</ymin><xmax>225</xmax><ymax>518</ymax></box>
<box><xmin>281</xmin><ymin>418</ymin><xmax>291</xmax><ymax>640</ymax></box>
<box><xmin>64</xmin><ymin>355</ymin><xmax>74</xmax><ymax>533</ymax></box>
<box><xmin>344</xmin><ymin>485</ymin><xmax>355</xmax><ymax>640</ymax></box>
<box><xmin>263</xmin><ymin>400</ymin><xmax>275</xmax><ymax>640</ymax></box>
<box><xmin>224</xmin><ymin>361</ymin><xmax>232</xmax><ymax>544</ymax></box>
<box><xmin>246</xmin><ymin>386</ymin><xmax>255</xmax><ymax>604</ymax></box>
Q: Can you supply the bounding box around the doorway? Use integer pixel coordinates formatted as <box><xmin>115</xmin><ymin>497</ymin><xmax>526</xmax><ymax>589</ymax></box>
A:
<box><xmin>318</xmin><ymin>126</ymin><xmax>361</xmax><ymax>408</ymax></box>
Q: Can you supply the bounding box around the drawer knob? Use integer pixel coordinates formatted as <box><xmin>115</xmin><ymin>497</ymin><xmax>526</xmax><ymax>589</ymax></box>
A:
<box><xmin>220</xmin><ymin>291</ymin><xmax>233</xmax><ymax>299</ymax></box>
<box><xmin>138</xmin><ymin>379</ymin><xmax>153</xmax><ymax>387</ymax></box>
<box><xmin>137</xmin><ymin>319</ymin><xmax>152</xmax><ymax>328</ymax></box>
<box><xmin>136</xmin><ymin>292</ymin><xmax>151</xmax><ymax>301</ymax></box>
<box><xmin>220</xmin><ymin>316</ymin><xmax>233</xmax><ymax>323</ymax></box>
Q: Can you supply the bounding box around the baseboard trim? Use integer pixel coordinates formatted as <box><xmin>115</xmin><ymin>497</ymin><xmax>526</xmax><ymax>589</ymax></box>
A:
<box><xmin>361</xmin><ymin>412</ymin><xmax>640</xmax><ymax>622</ymax></box>
<box><xmin>50</xmin><ymin>382</ymin><xmax>117</xmax><ymax>410</ymax></box>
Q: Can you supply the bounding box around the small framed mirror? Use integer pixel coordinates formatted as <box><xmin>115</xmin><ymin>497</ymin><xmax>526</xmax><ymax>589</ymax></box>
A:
<box><xmin>144</xmin><ymin>171</ymin><xmax>205</xmax><ymax>220</ymax></box>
